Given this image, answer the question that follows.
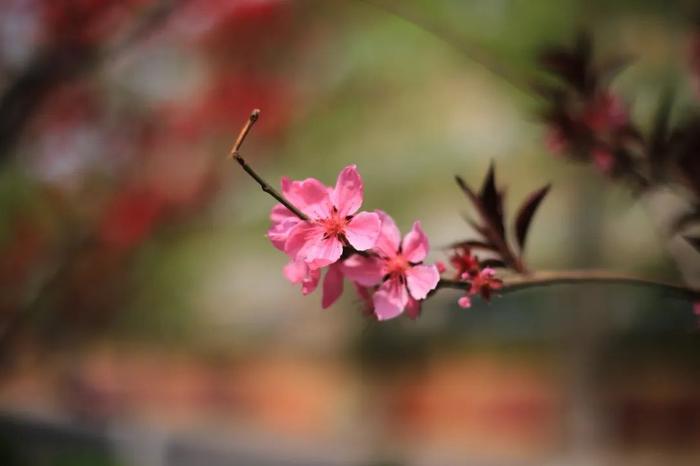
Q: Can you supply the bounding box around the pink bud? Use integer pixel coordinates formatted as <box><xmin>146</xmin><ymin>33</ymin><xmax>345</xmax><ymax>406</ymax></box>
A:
<box><xmin>436</xmin><ymin>261</ymin><xmax>446</xmax><ymax>274</ymax></box>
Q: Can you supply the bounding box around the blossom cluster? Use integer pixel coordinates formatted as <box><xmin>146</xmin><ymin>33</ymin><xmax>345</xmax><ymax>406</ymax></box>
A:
<box><xmin>267</xmin><ymin>165</ymin><xmax>500</xmax><ymax>320</ymax></box>
<box><xmin>448</xmin><ymin>247</ymin><xmax>503</xmax><ymax>309</ymax></box>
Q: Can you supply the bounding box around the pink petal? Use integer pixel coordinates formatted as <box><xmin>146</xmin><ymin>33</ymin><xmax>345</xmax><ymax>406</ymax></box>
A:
<box><xmin>305</xmin><ymin>237</ymin><xmax>344</xmax><ymax>269</ymax></box>
<box><xmin>373</xmin><ymin>210</ymin><xmax>401</xmax><ymax>257</ymax></box>
<box><xmin>405</xmin><ymin>264</ymin><xmax>440</xmax><ymax>300</ymax></box>
<box><xmin>281</xmin><ymin>177</ymin><xmax>332</xmax><ymax>220</ymax></box>
<box><xmin>283</xmin><ymin>260</ymin><xmax>320</xmax><ymax>295</ymax></box>
<box><xmin>268</xmin><ymin>216</ymin><xmax>301</xmax><ymax>251</ymax></box>
<box><xmin>354</xmin><ymin>283</ymin><xmax>374</xmax><ymax>310</ymax></box>
<box><xmin>284</xmin><ymin>222</ymin><xmax>343</xmax><ymax>268</ymax></box>
<box><xmin>284</xmin><ymin>222</ymin><xmax>322</xmax><ymax>259</ymax></box>
<box><xmin>270</xmin><ymin>202</ymin><xmax>298</xmax><ymax>225</ymax></box>
<box><xmin>405</xmin><ymin>298</ymin><xmax>422</xmax><ymax>320</ymax></box>
<box><xmin>341</xmin><ymin>254</ymin><xmax>384</xmax><ymax>286</ymax></box>
<box><xmin>331</xmin><ymin>165</ymin><xmax>363</xmax><ymax>217</ymax></box>
<box><xmin>401</xmin><ymin>221</ymin><xmax>430</xmax><ymax>263</ymax></box>
<box><xmin>372</xmin><ymin>278</ymin><xmax>408</xmax><ymax>321</ymax></box>
<box><xmin>322</xmin><ymin>263</ymin><xmax>344</xmax><ymax>309</ymax></box>
<box><xmin>344</xmin><ymin>211</ymin><xmax>380</xmax><ymax>251</ymax></box>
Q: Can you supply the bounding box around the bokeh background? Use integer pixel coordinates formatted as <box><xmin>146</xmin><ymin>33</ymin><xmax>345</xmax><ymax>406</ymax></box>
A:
<box><xmin>0</xmin><ymin>0</ymin><xmax>699</xmax><ymax>465</ymax></box>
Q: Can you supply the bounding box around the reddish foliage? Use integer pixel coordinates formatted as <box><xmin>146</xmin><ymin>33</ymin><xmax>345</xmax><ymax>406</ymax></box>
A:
<box><xmin>98</xmin><ymin>187</ymin><xmax>165</xmax><ymax>249</ymax></box>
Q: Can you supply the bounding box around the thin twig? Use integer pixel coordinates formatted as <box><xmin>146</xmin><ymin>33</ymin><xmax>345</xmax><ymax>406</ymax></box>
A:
<box><xmin>358</xmin><ymin>0</ymin><xmax>540</xmax><ymax>98</ymax></box>
<box><xmin>438</xmin><ymin>270</ymin><xmax>700</xmax><ymax>301</ymax></box>
<box><xmin>228</xmin><ymin>110</ymin><xmax>308</xmax><ymax>221</ymax></box>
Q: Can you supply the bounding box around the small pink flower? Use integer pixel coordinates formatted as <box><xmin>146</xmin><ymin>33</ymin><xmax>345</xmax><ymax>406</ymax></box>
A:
<box><xmin>283</xmin><ymin>165</ymin><xmax>381</xmax><ymax>269</ymax></box>
<box><xmin>458</xmin><ymin>295</ymin><xmax>472</xmax><ymax>309</ymax></box>
<box><xmin>449</xmin><ymin>247</ymin><xmax>480</xmax><ymax>280</ymax></box>
<box><xmin>469</xmin><ymin>267</ymin><xmax>503</xmax><ymax>301</ymax></box>
<box><xmin>436</xmin><ymin>261</ymin><xmax>447</xmax><ymax>274</ymax></box>
<box><xmin>344</xmin><ymin>211</ymin><xmax>440</xmax><ymax>321</ymax></box>
<box><xmin>455</xmin><ymin>267</ymin><xmax>503</xmax><ymax>310</ymax></box>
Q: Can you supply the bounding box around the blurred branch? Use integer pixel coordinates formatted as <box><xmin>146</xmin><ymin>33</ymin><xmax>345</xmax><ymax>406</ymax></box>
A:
<box><xmin>357</xmin><ymin>0</ymin><xmax>539</xmax><ymax>97</ymax></box>
<box><xmin>438</xmin><ymin>270</ymin><xmax>700</xmax><ymax>301</ymax></box>
<box><xmin>0</xmin><ymin>0</ymin><xmax>186</xmax><ymax>165</ymax></box>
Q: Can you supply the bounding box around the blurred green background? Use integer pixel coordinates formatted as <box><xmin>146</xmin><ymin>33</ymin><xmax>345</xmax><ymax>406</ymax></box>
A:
<box><xmin>0</xmin><ymin>0</ymin><xmax>699</xmax><ymax>465</ymax></box>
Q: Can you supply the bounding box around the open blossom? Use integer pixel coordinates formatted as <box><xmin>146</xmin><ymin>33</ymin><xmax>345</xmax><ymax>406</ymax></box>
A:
<box><xmin>343</xmin><ymin>211</ymin><xmax>440</xmax><ymax>321</ymax></box>
<box><xmin>278</xmin><ymin>165</ymin><xmax>381</xmax><ymax>269</ymax></box>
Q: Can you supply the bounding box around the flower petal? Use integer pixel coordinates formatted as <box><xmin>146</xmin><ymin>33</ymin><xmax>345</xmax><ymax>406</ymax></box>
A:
<box><xmin>284</xmin><ymin>222</ymin><xmax>323</xmax><ymax>259</ymax></box>
<box><xmin>405</xmin><ymin>298</ymin><xmax>422</xmax><ymax>320</ymax></box>
<box><xmin>372</xmin><ymin>278</ymin><xmax>408</xmax><ymax>321</ymax></box>
<box><xmin>268</xmin><ymin>215</ymin><xmax>301</xmax><ymax>251</ymax></box>
<box><xmin>281</xmin><ymin>177</ymin><xmax>332</xmax><ymax>220</ymax></box>
<box><xmin>344</xmin><ymin>211</ymin><xmax>380</xmax><ymax>251</ymax></box>
<box><xmin>283</xmin><ymin>260</ymin><xmax>320</xmax><ymax>295</ymax></box>
<box><xmin>341</xmin><ymin>254</ymin><xmax>384</xmax><ymax>286</ymax></box>
<box><xmin>401</xmin><ymin>221</ymin><xmax>430</xmax><ymax>263</ymax></box>
<box><xmin>373</xmin><ymin>210</ymin><xmax>401</xmax><ymax>257</ymax></box>
<box><xmin>285</xmin><ymin>222</ymin><xmax>343</xmax><ymax>268</ymax></box>
<box><xmin>305</xmin><ymin>237</ymin><xmax>344</xmax><ymax>269</ymax></box>
<box><xmin>270</xmin><ymin>202</ymin><xmax>298</xmax><ymax>225</ymax></box>
<box><xmin>331</xmin><ymin>165</ymin><xmax>363</xmax><ymax>217</ymax></box>
<box><xmin>405</xmin><ymin>264</ymin><xmax>440</xmax><ymax>300</ymax></box>
<box><xmin>322</xmin><ymin>263</ymin><xmax>344</xmax><ymax>309</ymax></box>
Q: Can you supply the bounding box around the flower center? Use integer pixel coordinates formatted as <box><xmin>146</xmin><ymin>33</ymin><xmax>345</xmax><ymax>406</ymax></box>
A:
<box><xmin>321</xmin><ymin>212</ymin><xmax>348</xmax><ymax>238</ymax></box>
<box><xmin>385</xmin><ymin>254</ymin><xmax>410</xmax><ymax>276</ymax></box>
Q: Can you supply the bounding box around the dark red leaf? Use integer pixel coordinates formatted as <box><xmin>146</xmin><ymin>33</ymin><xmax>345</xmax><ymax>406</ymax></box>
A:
<box><xmin>455</xmin><ymin>175</ymin><xmax>480</xmax><ymax>206</ymax></box>
<box><xmin>515</xmin><ymin>184</ymin><xmax>551</xmax><ymax>251</ymax></box>
<box><xmin>448</xmin><ymin>240</ymin><xmax>498</xmax><ymax>251</ymax></box>
<box><xmin>478</xmin><ymin>163</ymin><xmax>505</xmax><ymax>236</ymax></box>
<box><xmin>460</xmin><ymin>214</ymin><xmax>490</xmax><ymax>240</ymax></box>
<box><xmin>479</xmin><ymin>258</ymin><xmax>507</xmax><ymax>269</ymax></box>
<box><xmin>648</xmin><ymin>89</ymin><xmax>674</xmax><ymax>174</ymax></box>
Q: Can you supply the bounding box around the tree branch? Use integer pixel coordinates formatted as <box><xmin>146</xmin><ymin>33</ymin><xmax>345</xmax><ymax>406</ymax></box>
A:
<box><xmin>438</xmin><ymin>270</ymin><xmax>700</xmax><ymax>301</ymax></box>
<box><xmin>228</xmin><ymin>110</ymin><xmax>309</xmax><ymax>221</ymax></box>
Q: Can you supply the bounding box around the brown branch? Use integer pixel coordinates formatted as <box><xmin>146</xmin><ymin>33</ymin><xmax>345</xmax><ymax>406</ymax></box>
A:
<box><xmin>438</xmin><ymin>270</ymin><xmax>700</xmax><ymax>301</ymax></box>
<box><xmin>228</xmin><ymin>110</ymin><xmax>308</xmax><ymax>221</ymax></box>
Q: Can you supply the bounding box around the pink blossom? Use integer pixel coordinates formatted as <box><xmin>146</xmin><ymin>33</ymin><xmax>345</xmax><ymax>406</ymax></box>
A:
<box><xmin>343</xmin><ymin>211</ymin><xmax>440</xmax><ymax>321</ymax></box>
<box><xmin>455</xmin><ymin>267</ymin><xmax>503</xmax><ymax>310</ymax></box>
<box><xmin>281</xmin><ymin>165</ymin><xmax>381</xmax><ymax>269</ymax></box>
<box><xmin>468</xmin><ymin>267</ymin><xmax>503</xmax><ymax>301</ymax></box>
